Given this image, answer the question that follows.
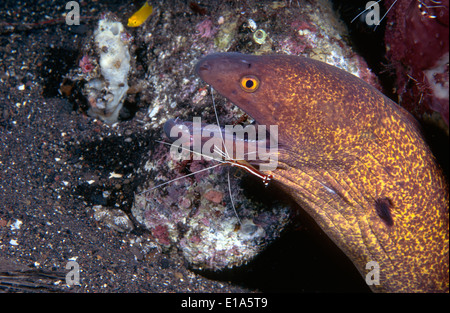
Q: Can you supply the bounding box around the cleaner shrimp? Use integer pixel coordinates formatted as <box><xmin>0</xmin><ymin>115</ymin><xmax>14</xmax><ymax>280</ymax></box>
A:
<box><xmin>351</xmin><ymin>0</ymin><xmax>447</xmax><ymax>30</ymax></box>
<box><xmin>131</xmin><ymin>87</ymin><xmax>290</xmax><ymax>271</ymax></box>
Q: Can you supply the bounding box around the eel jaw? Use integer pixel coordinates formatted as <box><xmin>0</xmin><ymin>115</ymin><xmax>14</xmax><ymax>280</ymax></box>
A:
<box><xmin>163</xmin><ymin>117</ymin><xmax>278</xmax><ymax>172</ymax></box>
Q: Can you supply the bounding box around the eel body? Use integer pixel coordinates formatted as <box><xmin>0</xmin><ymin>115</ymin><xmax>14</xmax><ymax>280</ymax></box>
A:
<box><xmin>191</xmin><ymin>53</ymin><xmax>449</xmax><ymax>292</ymax></box>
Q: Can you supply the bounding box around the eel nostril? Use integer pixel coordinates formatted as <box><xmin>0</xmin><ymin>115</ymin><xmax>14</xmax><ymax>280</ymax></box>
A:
<box><xmin>198</xmin><ymin>63</ymin><xmax>210</xmax><ymax>72</ymax></box>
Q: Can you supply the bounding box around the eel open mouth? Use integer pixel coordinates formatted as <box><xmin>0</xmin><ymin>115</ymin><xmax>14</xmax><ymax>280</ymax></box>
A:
<box><xmin>163</xmin><ymin>117</ymin><xmax>277</xmax><ymax>166</ymax></box>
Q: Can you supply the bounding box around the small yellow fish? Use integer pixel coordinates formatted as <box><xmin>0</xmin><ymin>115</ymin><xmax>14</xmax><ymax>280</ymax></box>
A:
<box><xmin>127</xmin><ymin>1</ymin><xmax>153</xmax><ymax>27</ymax></box>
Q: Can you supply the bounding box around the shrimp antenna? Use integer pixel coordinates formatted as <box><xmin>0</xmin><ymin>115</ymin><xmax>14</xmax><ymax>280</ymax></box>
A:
<box><xmin>351</xmin><ymin>0</ymin><xmax>397</xmax><ymax>31</ymax></box>
<box><xmin>351</xmin><ymin>0</ymin><xmax>383</xmax><ymax>23</ymax></box>
<box><xmin>211</xmin><ymin>87</ymin><xmax>241</xmax><ymax>225</ymax></box>
<box><xmin>376</xmin><ymin>0</ymin><xmax>398</xmax><ymax>30</ymax></box>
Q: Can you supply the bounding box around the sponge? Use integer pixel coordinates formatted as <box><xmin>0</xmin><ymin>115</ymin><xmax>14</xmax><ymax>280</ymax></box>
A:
<box><xmin>86</xmin><ymin>14</ymin><xmax>131</xmax><ymax>123</ymax></box>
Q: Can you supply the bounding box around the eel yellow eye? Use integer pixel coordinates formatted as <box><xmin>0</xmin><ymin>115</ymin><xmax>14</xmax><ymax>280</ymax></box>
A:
<box><xmin>240</xmin><ymin>76</ymin><xmax>260</xmax><ymax>92</ymax></box>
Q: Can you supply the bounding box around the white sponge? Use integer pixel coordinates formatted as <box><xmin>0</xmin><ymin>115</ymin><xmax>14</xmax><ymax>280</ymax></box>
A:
<box><xmin>87</xmin><ymin>16</ymin><xmax>131</xmax><ymax>123</ymax></box>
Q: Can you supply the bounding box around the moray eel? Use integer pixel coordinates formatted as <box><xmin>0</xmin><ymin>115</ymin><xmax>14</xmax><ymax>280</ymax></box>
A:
<box><xmin>191</xmin><ymin>52</ymin><xmax>449</xmax><ymax>292</ymax></box>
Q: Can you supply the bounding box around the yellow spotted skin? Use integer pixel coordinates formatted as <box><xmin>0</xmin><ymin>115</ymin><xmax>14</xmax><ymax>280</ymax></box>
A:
<box><xmin>196</xmin><ymin>53</ymin><xmax>449</xmax><ymax>292</ymax></box>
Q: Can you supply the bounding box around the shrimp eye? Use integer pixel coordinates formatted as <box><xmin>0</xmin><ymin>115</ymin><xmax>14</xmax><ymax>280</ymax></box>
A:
<box><xmin>240</xmin><ymin>76</ymin><xmax>260</xmax><ymax>92</ymax></box>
